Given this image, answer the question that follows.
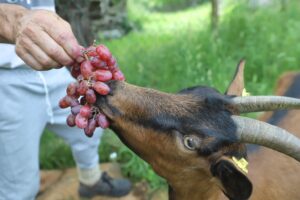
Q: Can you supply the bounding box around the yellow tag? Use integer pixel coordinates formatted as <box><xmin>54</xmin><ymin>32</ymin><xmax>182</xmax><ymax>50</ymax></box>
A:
<box><xmin>242</xmin><ymin>88</ymin><xmax>250</xmax><ymax>97</ymax></box>
<box><xmin>232</xmin><ymin>157</ymin><xmax>248</xmax><ymax>174</ymax></box>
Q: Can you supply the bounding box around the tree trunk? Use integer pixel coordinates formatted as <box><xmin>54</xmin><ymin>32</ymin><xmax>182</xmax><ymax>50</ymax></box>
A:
<box><xmin>281</xmin><ymin>0</ymin><xmax>288</xmax><ymax>11</ymax></box>
<box><xmin>55</xmin><ymin>0</ymin><xmax>129</xmax><ymax>46</ymax></box>
<box><xmin>211</xmin><ymin>0</ymin><xmax>219</xmax><ymax>36</ymax></box>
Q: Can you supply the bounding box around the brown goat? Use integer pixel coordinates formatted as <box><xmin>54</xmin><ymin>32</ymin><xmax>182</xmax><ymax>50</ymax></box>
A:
<box><xmin>247</xmin><ymin>71</ymin><xmax>300</xmax><ymax>200</ymax></box>
<box><xmin>96</xmin><ymin>62</ymin><xmax>300</xmax><ymax>200</ymax></box>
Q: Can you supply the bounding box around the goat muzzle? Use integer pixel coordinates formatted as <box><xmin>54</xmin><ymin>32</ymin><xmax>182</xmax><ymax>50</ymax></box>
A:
<box><xmin>95</xmin><ymin>80</ymin><xmax>123</xmax><ymax>120</ymax></box>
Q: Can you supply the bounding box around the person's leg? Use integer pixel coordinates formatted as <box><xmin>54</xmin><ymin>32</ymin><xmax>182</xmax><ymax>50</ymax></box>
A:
<box><xmin>43</xmin><ymin>68</ymin><xmax>131</xmax><ymax>197</ymax></box>
<box><xmin>0</xmin><ymin>68</ymin><xmax>48</xmax><ymax>200</ymax></box>
<box><xmin>47</xmin><ymin>123</ymin><xmax>103</xmax><ymax>182</ymax></box>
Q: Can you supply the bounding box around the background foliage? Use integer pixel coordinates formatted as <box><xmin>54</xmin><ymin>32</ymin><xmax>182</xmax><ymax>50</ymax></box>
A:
<box><xmin>40</xmin><ymin>0</ymin><xmax>300</xmax><ymax>192</ymax></box>
<box><xmin>138</xmin><ymin>0</ymin><xmax>208</xmax><ymax>11</ymax></box>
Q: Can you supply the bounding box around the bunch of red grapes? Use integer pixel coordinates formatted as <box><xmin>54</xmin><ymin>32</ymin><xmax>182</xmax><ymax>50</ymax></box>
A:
<box><xmin>59</xmin><ymin>44</ymin><xmax>125</xmax><ymax>137</ymax></box>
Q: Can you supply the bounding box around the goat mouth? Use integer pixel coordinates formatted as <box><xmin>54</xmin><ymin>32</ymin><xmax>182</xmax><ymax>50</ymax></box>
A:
<box><xmin>96</xmin><ymin>95</ymin><xmax>116</xmax><ymax>121</ymax></box>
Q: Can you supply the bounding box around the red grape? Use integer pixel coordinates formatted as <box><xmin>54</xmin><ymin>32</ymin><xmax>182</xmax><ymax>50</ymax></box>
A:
<box><xmin>107</xmin><ymin>57</ymin><xmax>116</xmax><ymax>67</ymax></box>
<box><xmin>93</xmin><ymin>70</ymin><xmax>112</xmax><ymax>82</ymax></box>
<box><xmin>108</xmin><ymin>63</ymin><xmax>118</xmax><ymax>73</ymax></box>
<box><xmin>70</xmin><ymin>98</ymin><xmax>80</xmax><ymax>107</ymax></box>
<box><xmin>96</xmin><ymin>45</ymin><xmax>112</xmax><ymax>62</ymax></box>
<box><xmin>59</xmin><ymin>98</ymin><xmax>69</xmax><ymax>108</ymax></box>
<box><xmin>71</xmin><ymin>105</ymin><xmax>81</xmax><ymax>115</ymax></box>
<box><xmin>71</xmin><ymin>65</ymin><xmax>81</xmax><ymax>78</ymax></box>
<box><xmin>75</xmin><ymin>114</ymin><xmax>88</xmax><ymax>129</ymax></box>
<box><xmin>84</xmin><ymin>118</ymin><xmax>97</xmax><ymax>137</ymax></box>
<box><xmin>85</xmin><ymin>89</ymin><xmax>97</xmax><ymax>104</ymax></box>
<box><xmin>113</xmin><ymin>70</ymin><xmax>125</xmax><ymax>81</ymax></box>
<box><xmin>90</xmin><ymin>56</ymin><xmax>107</xmax><ymax>69</ymax></box>
<box><xmin>93</xmin><ymin>82</ymin><xmax>110</xmax><ymax>95</ymax></box>
<box><xmin>85</xmin><ymin>46</ymin><xmax>98</xmax><ymax>57</ymax></box>
<box><xmin>80</xmin><ymin>60</ymin><xmax>94</xmax><ymax>79</ymax></box>
<box><xmin>67</xmin><ymin>82</ymin><xmax>78</xmax><ymax>96</ymax></box>
<box><xmin>77</xmin><ymin>80</ymin><xmax>89</xmax><ymax>96</ymax></box>
<box><xmin>80</xmin><ymin>105</ymin><xmax>92</xmax><ymax>118</ymax></box>
<box><xmin>66</xmin><ymin>114</ymin><xmax>76</xmax><ymax>127</ymax></box>
<box><xmin>96</xmin><ymin>113</ymin><xmax>109</xmax><ymax>128</ymax></box>
<box><xmin>59</xmin><ymin>95</ymin><xmax>74</xmax><ymax>108</ymax></box>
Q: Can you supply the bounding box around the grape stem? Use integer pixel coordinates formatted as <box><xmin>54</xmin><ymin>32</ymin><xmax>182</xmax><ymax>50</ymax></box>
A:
<box><xmin>83</xmin><ymin>53</ymin><xmax>89</xmax><ymax>61</ymax></box>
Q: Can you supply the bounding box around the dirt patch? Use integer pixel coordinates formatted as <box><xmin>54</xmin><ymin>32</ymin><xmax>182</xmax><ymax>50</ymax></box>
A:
<box><xmin>37</xmin><ymin>163</ymin><xmax>167</xmax><ymax>200</ymax></box>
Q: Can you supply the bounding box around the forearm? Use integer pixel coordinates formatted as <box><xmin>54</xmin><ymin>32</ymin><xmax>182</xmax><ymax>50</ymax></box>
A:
<box><xmin>0</xmin><ymin>4</ymin><xmax>27</xmax><ymax>43</ymax></box>
<box><xmin>0</xmin><ymin>4</ymin><xmax>81</xmax><ymax>70</ymax></box>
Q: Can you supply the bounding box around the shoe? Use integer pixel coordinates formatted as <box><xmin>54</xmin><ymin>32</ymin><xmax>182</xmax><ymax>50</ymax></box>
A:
<box><xmin>79</xmin><ymin>172</ymin><xmax>132</xmax><ymax>198</ymax></box>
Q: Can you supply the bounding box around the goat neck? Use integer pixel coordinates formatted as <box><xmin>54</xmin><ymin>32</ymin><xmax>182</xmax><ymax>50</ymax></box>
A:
<box><xmin>168</xmin><ymin>171</ymin><xmax>222</xmax><ymax>200</ymax></box>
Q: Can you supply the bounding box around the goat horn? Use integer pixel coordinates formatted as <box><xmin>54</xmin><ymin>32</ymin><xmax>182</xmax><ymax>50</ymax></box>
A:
<box><xmin>232</xmin><ymin>115</ymin><xmax>300</xmax><ymax>162</ymax></box>
<box><xmin>231</xmin><ymin>96</ymin><xmax>300</xmax><ymax>113</ymax></box>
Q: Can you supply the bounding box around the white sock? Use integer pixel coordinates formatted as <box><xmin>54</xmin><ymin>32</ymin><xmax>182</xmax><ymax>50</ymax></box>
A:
<box><xmin>77</xmin><ymin>165</ymin><xmax>102</xmax><ymax>186</ymax></box>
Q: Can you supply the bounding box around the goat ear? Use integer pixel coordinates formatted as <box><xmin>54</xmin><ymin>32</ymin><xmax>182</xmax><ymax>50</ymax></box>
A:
<box><xmin>225</xmin><ymin>59</ymin><xmax>245</xmax><ymax>96</ymax></box>
<box><xmin>210</xmin><ymin>157</ymin><xmax>252</xmax><ymax>200</ymax></box>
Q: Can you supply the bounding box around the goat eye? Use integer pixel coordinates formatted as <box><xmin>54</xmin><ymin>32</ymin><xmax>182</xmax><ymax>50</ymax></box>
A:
<box><xmin>183</xmin><ymin>136</ymin><xmax>200</xmax><ymax>150</ymax></box>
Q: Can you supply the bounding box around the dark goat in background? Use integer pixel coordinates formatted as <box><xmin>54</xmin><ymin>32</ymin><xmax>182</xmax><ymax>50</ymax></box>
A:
<box><xmin>96</xmin><ymin>61</ymin><xmax>300</xmax><ymax>200</ymax></box>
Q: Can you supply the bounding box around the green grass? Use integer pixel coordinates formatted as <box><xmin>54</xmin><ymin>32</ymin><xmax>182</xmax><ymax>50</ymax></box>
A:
<box><xmin>40</xmin><ymin>0</ymin><xmax>300</xmax><ymax>190</ymax></box>
<box><xmin>108</xmin><ymin>0</ymin><xmax>300</xmax><ymax>94</ymax></box>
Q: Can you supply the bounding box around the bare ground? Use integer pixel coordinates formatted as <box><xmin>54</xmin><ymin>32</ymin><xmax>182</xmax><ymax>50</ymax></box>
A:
<box><xmin>37</xmin><ymin>163</ymin><xmax>167</xmax><ymax>200</ymax></box>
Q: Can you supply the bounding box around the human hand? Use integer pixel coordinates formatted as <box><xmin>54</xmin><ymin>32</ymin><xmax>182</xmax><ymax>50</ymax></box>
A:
<box><xmin>13</xmin><ymin>9</ymin><xmax>82</xmax><ymax>70</ymax></box>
